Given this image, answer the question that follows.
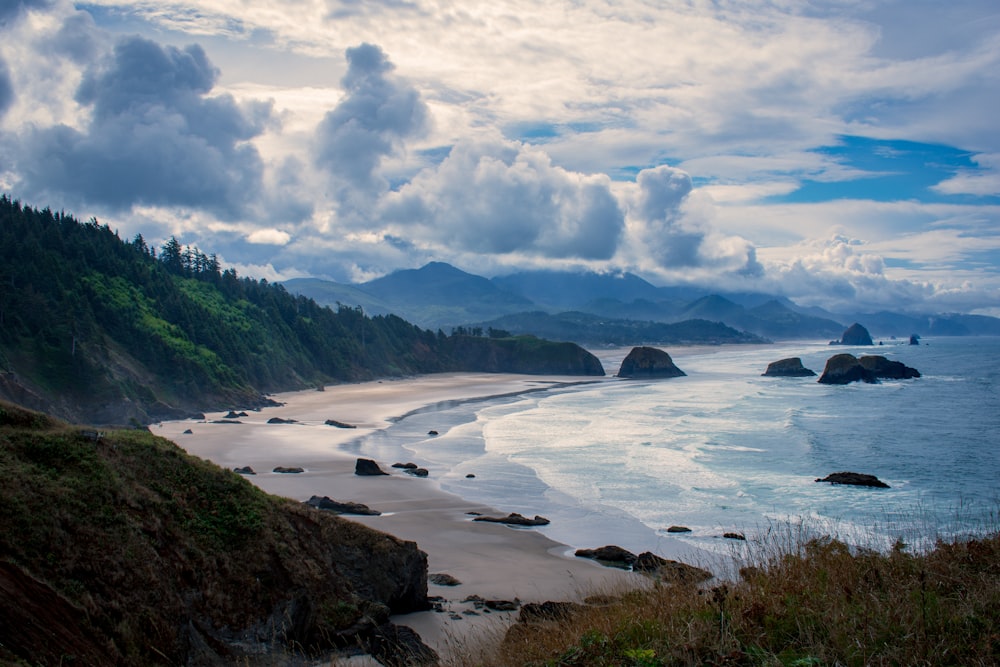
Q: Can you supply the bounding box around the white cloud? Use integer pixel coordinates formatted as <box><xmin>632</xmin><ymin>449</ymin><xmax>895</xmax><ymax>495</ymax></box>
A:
<box><xmin>246</xmin><ymin>228</ymin><xmax>290</xmax><ymax>245</ymax></box>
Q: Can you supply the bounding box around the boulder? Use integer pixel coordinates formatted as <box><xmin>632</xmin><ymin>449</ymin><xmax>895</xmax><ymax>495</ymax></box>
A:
<box><xmin>273</xmin><ymin>466</ymin><xmax>304</xmax><ymax>474</ymax></box>
<box><xmin>723</xmin><ymin>532</ymin><xmax>746</xmax><ymax>541</ymax></box>
<box><xmin>182</xmin><ymin>428</ymin><xmax>193</xmax><ymax>434</ymax></box>
<box><xmin>325</xmin><ymin>419</ymin><xmax>356</xmax><ymax>429</ymax></box>
<box><xmin>574</xmin><ymin>545</ymin><xmax>637</xmax><ymax>568</ymax></box>
<box><xmin>818</xmin><ymin>353</ymin><xmax>877</xmax><ymax>385</ymax></box>
<box><xmin>392</xmin><ymin>462</ymin><xmax>418</xmax><ymax>469</ymax></box>
<box><xmin>363</xmin><ymin>622</ymin><xmax>439</xmax><ymax>667</ymax></box>
<box><xmin>355</xmin><ymin>458</ymin><xmax>389</xmax><ymax>476</ymax></box>
<box><xmin>633</xmin><ymin>552</ymin><xmax>713</xmax><ymax>583</ymax></box>
<box><xmin>233</xmin><ymin>466</ymin><xmax>256</xmax><ymax>475</ymax></box>
<box><xmin>266</xmin><ymin>417</ymin><xmax>297</xmax><ymax>424</ymax></box>
<box><xmin>427</xmin><ymin>430</ymin><xmax>439</xmax><ymax>436</ymax></box>
<box><xmin>832</xmin><ymin>323</ymin><xmax>874</xmax><ymax>346</ymax></box>
<box><xmin>762</xmin><ymin>357</ymin><xmax>816</xmax><ymax>377</ymax></box>
<box><xmin>428</xmin><ymin>573</ymin><xmax>461</xmax><ymax>586</ymax></box>
<box><xmin>473</xmin><ymin>512</ymin><xmax>550</xmax><ymax>526</ymax></box>
<box><xmin>405</xmin><ymin>468</ymin><xmax>430</xmax><ymax>477</ymax></box>
<box><xmin>666</xmin><ymin>525</ymin><xmax>691</xmax><ymax>533</ymax></box>
<box><xmin>305</xmin><ymin>495</ymin><xmax>381</xmax><ymax>516</ymax></box>
<box><xmin>617</xmin><ymin>346</ymin><xmax>686</xmax><ymax>379</ymax></box>
<box><xmin>816</xmin><ymin>472</ymin><xmax>890</xmax><ymax>488</ymax></box>
<box><xmin>858</xmin><ymin>355</ymin><xmax>920</xmax><ymax>380</ymax></box>
<box><xmin>225</xmin><ymin>410</ymin><xmax>249</xmax><ymax>419</ymax></box>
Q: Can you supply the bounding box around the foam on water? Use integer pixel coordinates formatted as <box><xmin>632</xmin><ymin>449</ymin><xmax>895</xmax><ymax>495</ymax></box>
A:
<box><xmin>346</xmin><ymin>337</ymin><xmax>1000</xmax><ymax>557</ymax></box>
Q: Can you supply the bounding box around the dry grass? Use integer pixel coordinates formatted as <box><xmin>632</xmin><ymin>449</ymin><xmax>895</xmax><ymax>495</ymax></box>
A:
<box><xmin>459</xmin><ymin>527</ymin><xmax>1000</xmax><ymax>666</ymax></box>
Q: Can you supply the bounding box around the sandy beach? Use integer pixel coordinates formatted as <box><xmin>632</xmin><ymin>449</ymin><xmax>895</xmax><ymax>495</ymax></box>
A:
<box><xmin>153</xmin><ymin>372</ymin><xmax>664</xmax><ymax>658</ymax></box>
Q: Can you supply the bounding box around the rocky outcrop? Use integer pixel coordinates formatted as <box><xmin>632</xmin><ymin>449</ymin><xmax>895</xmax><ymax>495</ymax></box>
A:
<box><xmin>818</xmin><ymin>354</ymin><xmax>920</xmax><ymax>384</ymax></box>
<box><xmin>762</xmin><ymin>357</ymin><xmax>816</xmax><ymax>377</ymax></box>
<box><xmin>442</xmin><ymin>335</ymin><xmax>606</xmax><ymax>376</ymax></box>
<box><xmin>617</xmin><ymin>347</ymin><xmax>686</xmax><ymax>379</ymax></box>
<box><xmin>472</xmin><ymin>512</ymin><xmax>550</xmax><ymax>526</ymax></box>
<box><xmin>909</xmin><ymin>334</ymin><xmax>921</xmax><ymax>345</ymax></box>
<box><xmin>832</xmin><ymin>322</ymin><xmax>874</xmax><ymax>346</ymax></box>
<box><xmin>574</xmin><ymin>545</ymin><xmax>637</xmax><ymax>568</ymax></box>
<box><xmin>816</xmin><ymin>472</ymin><xmax>890</xmax><ymax>488</ymax></box>
<box><xmin>305</xmin><ymin>495</ymin><xmax>381</xmax><ymax>515</ymax></box>
<box><xmin>355</xmin><ymin>458</ymin><xmax>389</xmax><ymax>476</ymax></box>
<box><xmin>267</xmin><ymin>417</ymin><xmax>298</xmax><ymax>424</ymax></box>
<box><xmin>234</xmin><ymin>466</ymin><xmax>256</xmax><ymax>475</ymax></box>
<box><xmin>325</xmin><ymin>419</ymin><xmax>356</xmax><ymax>428</ymax></box>
<box><xmin>575</xmin><ymin>545</ymin><xmax>712</xmax><ymax>582</ymax></box>
<box><xmin>273</xmin><ymin>466</ymin><xmax>304</xmax><ymax>473</ymax></box>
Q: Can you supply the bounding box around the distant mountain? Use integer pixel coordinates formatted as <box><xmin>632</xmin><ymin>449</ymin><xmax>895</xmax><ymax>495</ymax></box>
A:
<box><xmin>491</xmin><ymin>268</ymin><xmax>699</xmax><ymax>310</ymax></box>
<box><xmin>280</xmin><ymin>277</ymin><xmax>394</xmax><ymax>316</ymax></box>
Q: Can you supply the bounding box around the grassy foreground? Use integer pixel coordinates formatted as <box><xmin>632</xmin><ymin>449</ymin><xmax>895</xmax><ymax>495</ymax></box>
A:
<box><xmin>463</xmin><ymin>530</ymin><xmax>1000</xmax><ymax>666</ymax></box>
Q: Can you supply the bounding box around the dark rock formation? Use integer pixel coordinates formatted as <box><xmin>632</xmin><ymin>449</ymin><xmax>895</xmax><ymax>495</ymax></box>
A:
<box><xmin>762</xmin><ymin>357</ymin><xmax>816</xmax><ymax>377</ymax></box>
<box><xmin>363</xmin><ymin>623</ymin><xmax>439</xmax><ymax>667</ymax></box>
<box><xmin>473</xmin><ymin>512</ymin><xmax>550</xmax><ymax>526</ymax></box>
<box><xmin>225</xmin><ymin>410</ymin><xmax>249</xmax><ymax>418</ymax></box>
<box><xmin>818</xmin><ymin>353</ymin><xmax>920</xmax><ymax>384</ymax></box>
<box><xmin>182</xmin><ymin>428</ymin><xmax>194</xmax><ymax>434</ymax></box>
<box><xmin>517</xmin><ymin>601</ymin><xmax>583</xmax><ymax>623</ymax></box>
<box><xmin>909</xmin><ymin>334</ymin><xmax>920</xmax><ymax>345</ymax></box>
<box><xmin>617</xmin><ymin>346</ymin><xmax>686</xmax><ymax>379</ymax></box>
<box><xmin>723</xmin><ymin>532</ymin><xmax>746</xmax><ymax>541</ymax></box>
<box><xmin>858</xmin><ymin>355</ymin><xmax>921</xmax><ymax>379</ymax></box>
<box><xmin>428</xmin><ymin>573</ymin><xmax>461</xmax><ymax>586</ymax></box>
<box><xmin>305</xmin><ymin>495</ymin><xmax>381</xmax><ymax>515</ymax></box>
<box><xmin>666</xmin><ymin>525</ymin><xmax>691</xmax><ymax>533</ymax></box>
<box><xmin>273</xmin><ymin>466</ymin><xmax>304</xmax><ymax>474</ymax></box>
<box><xmin>355</xmin><ymin>458</ymin><xmax>389</xmax><ymax>476</ymax></box>
<box><xmin>267</xmin><ymin>417</ymin><xmax>298</xmax><ymax>424</ymax></box>
<box><xmin>427</xmin><ymin>430</ymin><xmax>439</xmax><ymax>436</ymax></box>
<box><xmin>574</xmin><ymin>545</ymin><xmax>637</xmax><ymax>568</ymax></box>
<box><xmin>816</xmin><ymin>472</ymin><xmax>890</xmax><ymax>488</ymax></box>
<box><xmin>212</xmin><ymin>419</ymin><xmax>242</xmax><ymax>424</ymax></box>
<box><xmin>406</xmin><ymin>468</ymin><xmax>430</xmax><ymax>477</ymax></box>
<box><xmin>234</xmin><ymin>466</ymin><xmax>256</xmax><ymax>475</ymax></box>
<box><xmin>465</xmin><ymin>473</ymin><xmax>476</xmax><ymax>479</ymax></box>
<box><xmin>633</xmin><ymin>552</ymin><xmax>713</xmax><ymax>583</ymax></box>
<box><xmin>325</xmin><ymin>419</ymin><xmax>356</xmax><ymax>429</ymax></box>
<box><xmin>392</xmin><ymin>462</ymin><xmax>418</xmax><ymax>469</ymax></box>
<box><xmin>832</xmin><ymin>322</ymin><xmax>874</xmax><ymax>346</ymax></box>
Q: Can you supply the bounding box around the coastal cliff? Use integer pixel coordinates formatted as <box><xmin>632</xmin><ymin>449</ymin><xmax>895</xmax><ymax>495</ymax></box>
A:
<box><xmin>0</xmin><ymin>401</ymin><xmax>431</xmax><ymax>666</ymax></box>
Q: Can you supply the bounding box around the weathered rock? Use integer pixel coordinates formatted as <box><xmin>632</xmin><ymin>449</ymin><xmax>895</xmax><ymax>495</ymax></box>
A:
<box><xmin>427</xmin><ymin>430</ymin><xmax>439</xmax><ymax>436</ymax></box>
<box><xmin>428</xmin><ymin>573</ymin><xmax>461</xmax><ymax>586</ymax></box>
<box><xmin>666</xmin><ymin>525</ymin><xmax>691</xmax><ymax>533</ymax></box>
<box><xmin>473</xmin><ymin>512</ymin><xmax>550</xmax><ymax>526</ymax></box>
<box><xmin>224</xmin><ymin>410</ymin><xmax>249</xmax><ymax>419</ymax></box>
<box><xmin>816</xmin><ymin>472</ymin><xmax>890</xmax><ymax>488</ymax></box>
<box><xmin>273</xmin><ymin>466</ymin><xmax>304</xmax><ymax>474</ymax></box>
<box><xmin>211</xmin><ymin>419</ymin><xmax>242</xmax><ymax>424</ymax></box>
<box><xmin>909</xmin><ymin>334</ymin><xmax>920</xmax><ymax>345</ymax></box>
<box><xmin>762</xmin><ymin>357</ymin><xmax>816</xmax><ymax>377</ymax></box>
<box><xmin>574</xmin><ymin>545</ymin><xmax>637</xmax><ymax>568</ymax></box>
<box><xmin>355</xmin><ymin>458</ymin><xmax>389</xmax><ymax>476</ymax></box>
<box><xmin>633</xmin><ymin>552</ymin><xmax>713</xmax><ymax>583</ymax></box>
<box><xmin>406</xmin><ymin>468</ymin><xmax>430</xmax><ymax>477</ymax></box>
<box><xmin>723</xmin><ymin>532</ymin><xmax>746</xmax><ymax>541</ymax></box>
<box><xmin>267</xmin><ymin>417</ymin><xmax>297</xmax><ymax>424</ymax></box>
<box><xmin>363</xmin><ymin>622</ymin><xmax>439</xmax><ymax>667</ymax></box>
<box><xmin>832</xmin><ymin>322</ymin><xmax>874</xmax><ymax>346</ymax></box>
<box><xmin>465</xmin><ymin>473</ymin><xmax>476</xmax><ymax>479</ymax></box>
<box><xmin>518</xmin><ymin>601</ymin><xmax>583</xmax><ymax>623</ymax></box>
<box><xmin>182</xmin><ymin>428</ymin><xmax>194</xmax><ymax>434</ymax></box>
<box><xmin>392</xmin><ymin>462</ymin><xmax>418</xmax><ymax>469</ymax></box>
<box><xmin>818</xmin><ymin>353</ymin><xmax>877</xmax><ymax>385</ymax></box>
<box><xmin>305</xmin><ymin>495</ymin><xmax>381</xmax><ymax>515</ymax></box>
<box><xmin>325</xmin><ymin>419</ymin><xmax>356</xmax><ymax>429</ymax></box>
<box><xmin>233</xmin><ymin>466</ymin><xmax>256</xmax><ymax>475</ymax></box>
<box><xmin>617</xmin><ymin>346</ymin><xmax>686</xmax><ymax>379</ymax></box>
<box><xmin>858</xmin><ymin>355</ymin><xmax>920</xmax><ymax>379</ymax></box>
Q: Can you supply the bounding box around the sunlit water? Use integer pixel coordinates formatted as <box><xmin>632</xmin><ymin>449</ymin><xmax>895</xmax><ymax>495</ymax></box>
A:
<box><xmin>344</xmin><ymin>337</ymin><xmax>1000</xmax><ymax>558</ymax></box>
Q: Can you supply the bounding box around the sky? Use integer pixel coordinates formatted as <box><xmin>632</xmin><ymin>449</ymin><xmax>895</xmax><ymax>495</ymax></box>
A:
<box><xmin>1</xmin><ymin>0</ymin><xmax>999</xmax><ymax>316</ymax></box>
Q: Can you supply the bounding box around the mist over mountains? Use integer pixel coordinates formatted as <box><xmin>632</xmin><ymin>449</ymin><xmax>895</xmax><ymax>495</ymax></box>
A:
<box><xmin>284</xmin><ymin>262</ymin><xmax>1000</xmax><ymax>344</ymax></box>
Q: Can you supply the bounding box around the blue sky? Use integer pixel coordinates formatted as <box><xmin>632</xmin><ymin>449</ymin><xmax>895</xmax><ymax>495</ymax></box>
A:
<box><xmin>1</xmin><ymin>0</ymin><xmax>998</xmax><ymax>316</ymax></box>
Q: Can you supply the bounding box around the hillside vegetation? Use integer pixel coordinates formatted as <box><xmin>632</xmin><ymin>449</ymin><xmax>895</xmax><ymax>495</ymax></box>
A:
<box><xmin>0</xmin><ymin>400</ymin><xmax>430</xmax><ymax>666</ymax></box>
<box><xmin>0</xmin><ymin>195</ymin><xmax>602</xmax><ymax>425</ymax></box>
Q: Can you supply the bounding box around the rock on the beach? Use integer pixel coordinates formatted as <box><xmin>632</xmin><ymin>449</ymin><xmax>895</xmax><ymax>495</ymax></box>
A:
<box><xmin>355</xmin><ymin>458</ymin><xmax>389</xmax><ymax>476</ymax></box>
<box><xmin>266</xmin><ymin>417</ymin><xmax>297</xmax><ymax>424</ymax></box>
<box><xmin>325</xmin><ymin>419</ymin><xmax>356</xmax><ymax>429</ymax></box>
<box><xmin>816</xmin><ymin>472</ymin><xmax>890</xmax><ymax>488</ymax></box>
<box><xmin>405</xmin><ymin>468</ymin><xmax>429</xmax><ymax>477</ymax></box>
<box><xmin>666</xmin><ymin>525</ymin><xmax>692</xmax><ymax>533</ymax></box>
<box><xmin>233</xmin><ymin>466</ymin><xmax>255</xmax><ymax>475</ymax></box>
<box><xmin>273</xmin><ymin>466</ymin><xmax>304</xmax><ymax>474</ymax></box>
<box><xmin>428</xmin><ymin>573</ymin><xmax>461</xmax><ymax>586</ymax></box>
<box><xmin>472</xmin><ymin>512</ymin><xmax>550</xmax><ymax>526</ymax></box>
<box><xmin>182</xmin><ymin>428</ymin><xmax>193</xmax><ymax>434</ymax></box>
<box><xmin>363</xmin><ymin>623</ymin><xmax>439</xmax><ymax>667</ymax></box>
<box><xmin>427</xmin><ymin>430</ymin><xmax>439</xmax><ymax>436</ymax></box>
<box><xmin>617</xmin><ymin>346</ymin><xmax>686</xmax><ymax>379</ymax></box>
<box><xmin>304</xmin><ymin>495</ymin><xmax>381</xmax><ymax>516</ymax></box>
<box><xmin>224</xmin><ymin>410</ymin><xmax>249</xmax><ymax>419</ymax></box>
<box><xmin>633</xmin><ymin>552</ymin><xmax>713</xmax><ymax>583</ymax></box>
<box><xmin>723</xmin><ymin>532</ymin><xmax>746</xmax><ymax>541</ymax></box>
<box><xmin>762</xmin><ymin>357</ymin><xmax>816</xmax><ymax>377</ymax></box>
<box><xmin>574</xmin><ymin>545</ymin><xmax>637</xmax><ymax>568</ymax></box>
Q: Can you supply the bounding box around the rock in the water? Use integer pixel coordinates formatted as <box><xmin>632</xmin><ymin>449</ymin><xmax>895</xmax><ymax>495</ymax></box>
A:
<box><xmin>633</xmin><ymin>552</ymin><xmax>713</xmax><ymax>583</ymax></box>
<box><xmin>723</xmin><ymin>532</ymin><xmax>746</xmax><ymax>540</ymax></box>
<box><xmin>305</xmin><ymin>495</ymin><xmax>381</xmax><ymax>515</ymax></box>
<box><xmin>325</xmin><ymin>419</ymin><xmax>356</xmax><ymax>429</ymax></box>
<box><xmin>406</xmin><ymin>468</ymin><xmax>430</xmax><ymax>477</ymax></box>
<box><xmin>832</xmin><ymin>322</ymin><xmax>874</xmax><ymax>346</ymax></box>
<box><xmin>858</xmin><ymin>355</ymin><xmax>920</xmax><ymax>380</ymax></box>
<box><xmin>909</xmin><ymin>334</ymin><xmax>920</xmax><ymax>345</ymax></box>
<box><xmin>428</xmin><ymin>573</ymin><xmax>461</xmax><ymax>586</ymax></box>
<box><xmin>762</xmin><ymin>357</ymin><xmax>816</xmax><ymax>377</ymax></box>
<box><xmin>392</xmin><ymin>462</ymin><xmax>418</xmax><ymax>469</ymax></box>
<box><xmin>473</xmin><ymin>512</ymin><xmax>550</xmax><ymax>526</ymax></box>
<box><xmin>233</xmin><ymin>466</ymin><xmax>256</xmax><ymax>475</ymax></box>
<box><xmin>574</xmin><ymin>545</ymin><xmax>637</xmax><ymax>568</ymax></box>
<box><xmin>465</xmin><ymin>473</ymin><xmax>476</xmax><ymax>479</ymax></box>
<box><xmin>266</xmin><ymin>417</ymin><xmax>297</xmax><ymax>424</ymax></box>
<box><xmin>427</xmin><ymin>430</ymin><xmax>439</xmax><ymax>436</ymax></box>
<box><xmin>273</xmin><ymin>466</ymin><xmax>304</xmax><ymax>474</ymax></box>
<box><xmin>816</xmin><ymin>472</ymin><xmax>890</xmax><ymax>488</ymax></box>
<box><xmin>617</xmin><ymin>346</ymin><xmax>686</xmax><ymax>379</ymax></box>
<box><xmin>224</xmin><ymin>410</ymin><xmax>249</xmax><ymax>419</ymax></box>
<box><xmin>666</xmin><ymin>525</ymin><xmax>692</xmax><ymax>533</ymax></box>
<box><xmin>355</xmin><ymin>458</ymin><xmax>389</xmax><ymax>476</ymax></box>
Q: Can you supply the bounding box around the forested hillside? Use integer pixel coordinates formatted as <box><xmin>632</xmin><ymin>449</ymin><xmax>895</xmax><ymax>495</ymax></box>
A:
<box><xmin>0</xmin><ymin>196</ymin><xmax>602</xmax><ymax>424</ymax></box>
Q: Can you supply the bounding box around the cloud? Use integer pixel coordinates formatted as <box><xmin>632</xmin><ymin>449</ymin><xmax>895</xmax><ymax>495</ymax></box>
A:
<box><xmin>0</xmin><ymin>0</ymin><xmax>53</xmax><ymax>25</ymax></box>
<box><xmin>931</xmin><ymin>153</ymin><xmax>1000</xmax><ymax>197</ymax></box>
<box><xmin>246</xmin><ymin>228</ymin><xmax>291</xmax><ymax>245</ymax></box>
<box><xmin>381</xmin><ymin>136</ymin><xmax>624</xmax><ymax>260</ymax></box>
<box><xmin>14</xmin><ymin>35</ymin><xmax>273</xmax><ymax>218</ymax></box>
<box><xmin>314</xmin><ymin>42</ymin><xmax>428</xmax><ymax>218</ymax></box>
<box><xmin>0</xmin><ymin>57</ymin><xmax>12</xmax><ymax>117</ymax></box>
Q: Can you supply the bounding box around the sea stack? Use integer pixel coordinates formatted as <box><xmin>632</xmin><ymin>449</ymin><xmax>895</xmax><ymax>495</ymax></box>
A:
<box><xmin>832</xmin><ymin>323</ymin><xmax>874</xmax><ymax>346</ymax></box>
<box><xmin>762</xmin><ymin>357</ymin><xmax>816</xmax><ymax>377</ymax></box>
<box><xmin>617</xmin><ymin>347</ymin><xmax>686</xmax><ymax>379</ymax></box>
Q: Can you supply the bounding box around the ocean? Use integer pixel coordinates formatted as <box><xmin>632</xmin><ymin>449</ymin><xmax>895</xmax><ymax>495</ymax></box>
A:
<box><xmin>344</xmin><ymin>337</ymin><xmax>1000</xmax><ymax>560</ymax></box>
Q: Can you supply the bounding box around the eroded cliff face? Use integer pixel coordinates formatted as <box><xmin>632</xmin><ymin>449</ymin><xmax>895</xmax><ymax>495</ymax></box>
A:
<box><xmin>0</xmin><ymin>402</ymin><xmax>430</xmax><ymax>666</ymax></box>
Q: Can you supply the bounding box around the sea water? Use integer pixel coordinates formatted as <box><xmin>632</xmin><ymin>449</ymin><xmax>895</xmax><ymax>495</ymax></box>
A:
<box><xmin>344</xmin><ymin>337</ymin><xmax>1000</xmax><ymax>559</ymax></box>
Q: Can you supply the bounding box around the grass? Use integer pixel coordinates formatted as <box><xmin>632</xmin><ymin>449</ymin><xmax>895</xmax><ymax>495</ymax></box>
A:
<box><xmin>458</xmin><ymin>524</ymin><xmax>1000</xmax><ymax>666</ymax></box>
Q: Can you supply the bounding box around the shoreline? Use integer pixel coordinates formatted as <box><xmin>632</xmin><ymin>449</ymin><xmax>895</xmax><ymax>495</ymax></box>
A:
<box><xmin>154</xmin><ymin>371</ymin><xmax>660</xmax><ymax>656</ymax></box>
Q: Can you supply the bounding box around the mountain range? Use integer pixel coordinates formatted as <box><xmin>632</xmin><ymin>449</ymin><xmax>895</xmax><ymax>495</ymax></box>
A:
<box><xmin>284</xmin><ymin>262</ymin><xmax>1000</xmax><ymax>342</ymax></box>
